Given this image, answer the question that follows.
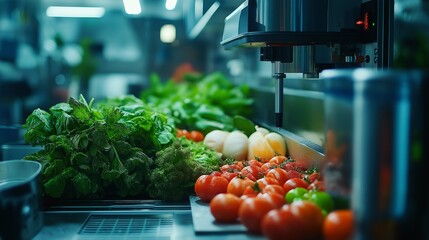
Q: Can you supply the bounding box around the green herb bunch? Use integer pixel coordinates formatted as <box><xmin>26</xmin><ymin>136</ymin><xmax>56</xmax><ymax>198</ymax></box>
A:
<box><xmin>147</xmin><ymin>138</ymin><xmax>221</xmax><ymax>201</ymax></box>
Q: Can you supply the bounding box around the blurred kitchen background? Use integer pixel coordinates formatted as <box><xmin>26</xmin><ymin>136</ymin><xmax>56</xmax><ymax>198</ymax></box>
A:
<box><xmin>0</xmin><ymin>0</ymin><xmax>262</xmax><ymax>125</ymax></box>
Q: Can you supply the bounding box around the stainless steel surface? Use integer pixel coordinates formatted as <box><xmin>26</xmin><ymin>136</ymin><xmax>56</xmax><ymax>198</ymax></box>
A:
<box><xmin>279</xmin><ymin>46</ymin><xmax>318</xmax><ymax>77</ymax></box>
<box><xmin>1</xmin><ymin>144</ymin><xmax>43</xmax><ymax>161</ymax></box>
<box><xmin>274</xmin><ymin>73</ymin><xmax>284</xmax><ymax>127</ymax></box>
<box><xmin>256</xmin><ymin>0</ymin><xmax>327</xmax><ymax>32</ymax></box>
<box><xmin>272</xmin><ymin>62</ymin><xmax>287</xmax><ymax>127</ymax></box>
<box><xmin>189</xmin><ymin>195</ymin><xmax>247</xmax><ymax>233</ymax></box>
<box><xmin>271</xmin><ymin>126</ymin><xmax>325</xmax><ymax>168</ymax></box>
<box><xmin>34</xmin><ymin>209</ymin><xmax>265</xmax><ymax>240</ymax></box>
<box><xmin>272</xmin><ymin>61</ymin><xmax>288</xmax><ymax>74</ymax></box>
<box><xmin>250</xmin><ymin>82</ymin><xmax>325</xmax><ymax>146</ymax></box>
<box><xmin>0</xmin><ymin>160</ymin><xmax>43</xmax><ymax>240</ymax></box>
<box><xmin>0</xmin><ymin>159</ymin><xmax>41</xmax><ymax>194</ymax></box>
<box><xmin>295</xmin><ymin>46</ymin><xmax>316</xmax><ymax>75</ymax></box>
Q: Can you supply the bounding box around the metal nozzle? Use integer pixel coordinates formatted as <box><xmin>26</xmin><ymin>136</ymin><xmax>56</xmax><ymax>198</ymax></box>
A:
<box><xmin>273</xmin><ymin>62</ymin><xmax>287</xmax><ymax>128</ymax></box>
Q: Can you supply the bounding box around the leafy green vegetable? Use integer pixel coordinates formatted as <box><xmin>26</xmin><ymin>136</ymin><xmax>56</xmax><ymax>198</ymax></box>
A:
<box><xmin>23</xmin><ymin>71</ymin><xmax>256</xmax><ymax>201</ymax></box>
<box><xmin>23</xmin><ymin>95</ymin><xmax>175</xmax><ymax>199</ymax></box>
<box><xmin>140</xmin><ymin>72</ymin><xmax>253</xmax><ymax>134</ymax></box>
<box><xmin>233</xmin><ymin>115</ymin><xmax>256</xmax><ymax>136</ymax></box>
<box><xmin>147</xmin><ymin>138</ymin><xmax>221</xmax><ymax>201</ymax></box>
<box><xmin>23</xmin><ymin>109</ymin><xmax>53</xmax><ymax>145</ymax></box>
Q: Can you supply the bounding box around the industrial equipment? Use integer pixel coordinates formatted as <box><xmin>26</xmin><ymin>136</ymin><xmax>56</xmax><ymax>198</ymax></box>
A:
<box><xmin>221</xmin><ymin>0</ymin><xmax>383</xmax><ymax>127</ymax></box>
<box><xmin>220</xmin><ymin>0</ymin><xmax>428</xmax><ymax>239</ymax></box>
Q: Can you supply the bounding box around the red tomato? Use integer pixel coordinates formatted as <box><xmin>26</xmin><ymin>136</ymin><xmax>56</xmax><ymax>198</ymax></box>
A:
<box><xmin>295</xmin><ymin>160</ymin><xmax>310</xmax><ymax>171</ymax></box>
<box><xmin>244</xmin><ymin>172</ymin><xmax>257</xmax><ymax>182</ymax></box>
<box><xmin>221</xmin><ymin>171</ymin><xmax>238</xmax><ymax>182</ymax></box>
<box><xmin>227</xmin><ymin>176</ymin><xmax>254</xmax><ymax>197</ymax></box>
<box><xmin>242</xmin><ymin>179</ymin><xmax>283</xmax><ymax>200</ymax></box>
<box><xmin>239</xmin><ymin>197</ymin><xmax>277</xmax><ymax>234</ymax></box>
<box><xmin>262</xmin><ymin>200</ymin><xmax>324</xmax><ymax>240</ymax></box>
<box><xmin>177</xmin><ymin>129</ymin><xmax>204</xmax><ymax>142</ymax></box>
<box><xmin>189</xmin><ymin>130</ymin><xmax>204</xmax><ymax>142</ymax></box>
<box><xmin>240</xmin><ymin>193</ymin><xmax>257</xmax><ymax>200</ymax></box>
<box><xmin>308</xmin><ymin>172</ymin><xmax>321</xmax><ymax>183</ymax></box>
<box><xmin>308</xmin><ymin>181</ymin><xmax>326</xmax><ymax>191</ymax></box>
<box><xmin>260</xmin><ymin>162</ymin><xmax>277</xmax><ymax>174</ymax></box>
<box><xmin>210</xmin><ymin>171</ymin><xmax>222</xmax><ymax>177</ymax></box>
<box><xmin>262</xmin><ymin>184</ymin><xmax>286</xmax><ymax>196</ymax></box>
<box><xmin>282</xmin><ymin>160</ymin><xmax>309</xmax><ymax>172</ymax></box>
<box><xmin>234</xmin><ymin>161</ymin><xmax>246</xmax><ymax>170</ymax></box>
<box><xmin>240</xmin><ymin>165</ymin><xmax>263</xmax><ymax>180</ymax></box>
<box><xmin>220</xmin><ymin>164</ymin><xmax>241</xmax><ymax>173</ymax></box>
<box><xmin>209</xmin><ymin>193</ymin><xmax>243</xmax><ymax>222</ymax></box>
<box><xmin>283</xmin><ymin>178</ymin><xmax>310</xmax><ymax>194</ymax></box>
<box><xmin>256</xmin><ymin>177</ymin><xmax>280</xmax><ymax>190</ymax></box>
<box><xmin>286</xmin><ymin>170</ymin><xmax>302</xmax><ymax>180</ymax></box>
<box><xmin>281</xmin><ymin>161</ymin><xmax>295</xmax><ymax>171</ymax></box>
<box><xmin>261</xmin><ymin>207</ymin><xmax>302</xmax><ymax>240</ymax></box>
<box><xmin>257</xmin><ymin>192</ymin><xmax>285</xmax><ymax>208</ymax></box>
<box><xmin>323</xmin><ymin>210</ymin><xmax>354</xmax><ymax>240</ymax></box>
<box><xmin>248</xmin><ymin>159</ymin><xmax>263</xmax><ymax>167</ymax></box>
<box><xmin>266</xmin><ymin>168</ymin><xmax>289</xmax><ymax>185</ymax></box>
<box><xmin>242</xmin><ymin>184</ymin><xmax>260</xmax><ymax>196</ymax></box>
<box><xmin>268</xmin><ymin>156</ymin><xmax>287</xmax><ymax>165</ymax></box>
<box><xmin>194</xmin><ymin>175</ymin><xmax>229</xmax><ymax>202</ymax></box>
<box><xmin>290</xmin><ymin>200</ymin><xmax>324</xmax><ymax>238</ymax></box>
<box><xmin>176</xmin><ymin>129</ymin><xmax>190</xmax><ymax>138</ymax></box>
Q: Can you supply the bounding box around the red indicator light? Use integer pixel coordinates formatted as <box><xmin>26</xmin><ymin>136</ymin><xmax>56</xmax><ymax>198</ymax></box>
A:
<box><xmin>364</xmin><ymin>12</ymin><xmax>369</xmax><ymax>30</ymax></box>
<box><xmin>356</xmin><ymin>20</ymin><xmax>364</xmax><ymax>25</ymax></box>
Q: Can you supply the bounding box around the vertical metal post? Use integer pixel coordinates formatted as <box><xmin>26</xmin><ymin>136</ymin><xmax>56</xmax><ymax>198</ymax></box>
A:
<box><xmin>272</xmin><ymin>62</ymin><xmax>287</xmax><ymax>128</ymax></box>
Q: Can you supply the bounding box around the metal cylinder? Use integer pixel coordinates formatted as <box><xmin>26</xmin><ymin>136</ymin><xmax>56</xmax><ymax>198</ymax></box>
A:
<box><xmin>321</xmin><ymin>69</ymin><xmax>428</xmax><ymax>240</ymax></box>
<box><xmin>272</xmin><ymin>61</ymin><xmax>288</xmax><ymax>74</ymax></box>
<box><xmin>272</xmin><ymin>62</ymin><xmax>287</xmax><ymax>127</ymax></box>
<box><xmin>351</xmin><ymin>69</ymin><xmax>425</xmax><ymax>240</ymax></box>
<box><xmin>323</xmin><ymin>68</ymin><xmax>427</xmax><ymax>239</ymax></box>
<box><xmin>256</xmin><ymin>0</ymin><xmax>327</xmax><ymax>32</ymax></box>
<box><xmin>286</xmin><ymin>46</ymin><xmax>317</xmax><ymax>74</ymax></box>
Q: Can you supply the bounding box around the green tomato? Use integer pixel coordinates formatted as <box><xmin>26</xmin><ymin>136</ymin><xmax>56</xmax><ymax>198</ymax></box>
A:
<box><xmin>285</xmin><ymin>187</ymin><xmax>308</xmax><ymax>204</ymax></box>
<box><xmin>306</xmin><ymin>191</ymin><xmax>335</xmax><ymax>213</ymax></box>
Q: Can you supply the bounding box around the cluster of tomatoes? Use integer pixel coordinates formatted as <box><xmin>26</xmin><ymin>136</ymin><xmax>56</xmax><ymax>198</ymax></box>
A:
<box><xmin>194</xmin><ymin>156</ymin><xmax>354</xmax><ymax>240</ymax></box>
<box><xmin>176</xmin><ymin>129</ymin><xmax>205</xmax><ymax>142</ymax></box>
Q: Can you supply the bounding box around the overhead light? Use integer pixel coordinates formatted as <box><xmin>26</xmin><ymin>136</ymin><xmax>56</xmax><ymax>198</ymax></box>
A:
<box><xmin>165</xmin><ymin>0</ymin><xmax>177</xmax><ymax>10</ymax></box>
<box><xmin>189</xmin><ymin>1</ymin><xmax>220</xmax><ymax>39</ymax></box>
<box><xmin>123</xmin><ymin>0</ymin><xmax>142</xmax><ymax>15</ymax></box>
<box><xmin>46</xmin><ymin>6</ymin><xmax>105</xmax><ymax>18</ymax></box>
<box><xmin>160</xmin><ymin>24</ymin><xmax>176</xmax><ymax>43</ymax></box>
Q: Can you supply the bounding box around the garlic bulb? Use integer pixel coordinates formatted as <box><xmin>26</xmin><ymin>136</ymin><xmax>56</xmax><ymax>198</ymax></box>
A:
<box><xmin>203</xmin><ymin>130</ymin><xmax>249</xmax><ymax>161</ymax></box>
<box><xmin>203</xmin><ymin>130</ymin><xmax>230</xmax><ymax>153</ymax></box>
<box><xmin>222</xmin><ymin>131</ymin><xmax>249</xmax><ymax>161</ymax></box>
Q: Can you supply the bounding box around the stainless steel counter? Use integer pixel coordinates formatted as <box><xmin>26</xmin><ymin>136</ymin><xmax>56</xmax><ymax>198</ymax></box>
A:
<box><xmin>33</xmin><ymin>208</ymin><xmax>265</xmax><ymax>240</ymax></box>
